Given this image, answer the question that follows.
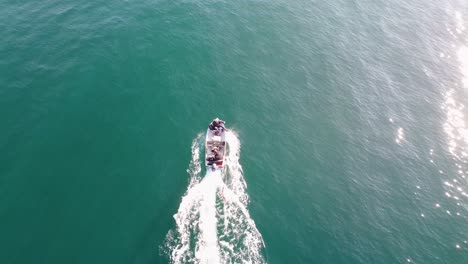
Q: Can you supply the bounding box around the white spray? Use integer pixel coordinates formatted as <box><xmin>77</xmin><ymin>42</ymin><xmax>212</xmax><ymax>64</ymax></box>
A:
<box><xmin>164</xmin><ymin>131</ymin><xmax>265</xmax><ymax>264</ymax></box>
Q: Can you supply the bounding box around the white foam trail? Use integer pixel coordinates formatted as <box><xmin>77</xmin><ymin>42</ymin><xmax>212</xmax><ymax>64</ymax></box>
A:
<box><xmin>164</xmin><ymin>131</ymin><xmax>265</xmax><ymax>264</ymax></box>
<box><xmin>186</xmin><ymin>133</ymin><xmax>204</xmax><ymax>188</ymax></box>
<box><xmin>224</xmin><ymin>132</ymin><xmax>249</xmax><ymax>204</ymax></box>
<box><xmin>196</xmin><ymin>170</ymin><xmax>222</xmax><ymax>264</ymax></box>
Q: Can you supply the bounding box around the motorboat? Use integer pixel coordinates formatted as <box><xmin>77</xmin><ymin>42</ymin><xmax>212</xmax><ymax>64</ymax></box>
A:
<box><xmin>205</xmin><ymin>120</ymin><xmax>227</xmax><ymax>170</ymax></box>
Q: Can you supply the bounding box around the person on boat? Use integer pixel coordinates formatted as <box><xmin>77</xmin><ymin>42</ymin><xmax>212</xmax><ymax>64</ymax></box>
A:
<box><xmin>206</xmin><ymin>155</ymin><xmax>216</xmax><ymax>164</ymax></box>
<box><xmin>212</xmin><ymin>147</ymin><xmax>222</xmax><ymax>161</ymax></box>
<box><xmin>209</xmin><ymin>118</ymin><xmax>226</xmax><ymax>131</ymax></box>
<box><xmin>214</xmin><ymin>152</ymin><xmax>222</xmax><ymax>161</ymax></box>
<box><xmin>206</xmin><ymin>146</ymin><xmax>218</xmax><ymax>164</ymax></box>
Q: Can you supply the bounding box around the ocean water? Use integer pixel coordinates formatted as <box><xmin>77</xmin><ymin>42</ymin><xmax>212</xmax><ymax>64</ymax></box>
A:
<box><xmin>1</xmin><ymin>0</ymin><xmax>467</xmax><ymax>263</ymax></box>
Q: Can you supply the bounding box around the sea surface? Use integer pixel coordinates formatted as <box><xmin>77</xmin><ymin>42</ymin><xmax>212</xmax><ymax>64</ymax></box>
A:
<box><xmin>1</xmin><ymin>0</ymin><xmax>468</xmax><ymax>263</ymax></box>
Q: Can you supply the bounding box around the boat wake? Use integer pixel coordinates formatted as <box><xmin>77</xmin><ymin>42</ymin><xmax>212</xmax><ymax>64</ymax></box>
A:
<box><xmin>163</xmin><ymin>131</ymin><xmax>265</xmax><ymax>264</ymax></box>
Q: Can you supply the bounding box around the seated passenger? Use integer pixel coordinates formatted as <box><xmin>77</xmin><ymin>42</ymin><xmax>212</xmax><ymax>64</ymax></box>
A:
<box><xmin>214</xmin><ymin>152</ymin><xmax>222</xmax><ymax>161</ymax></box>
<box><xmin>212</xmin><ymin>148</ymin><xmax>222</xmax><ymax>161</ymax></box>
<box><xmin>206</xmin><ymin>154</ymin><xmax>216</xmax><ymax>165</ymax></box>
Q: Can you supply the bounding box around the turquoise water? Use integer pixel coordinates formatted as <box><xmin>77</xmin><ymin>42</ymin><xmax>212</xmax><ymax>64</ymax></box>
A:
<box><xmin>1</xmin><ymin>0</ymin><xmax>468</xmax><ymax>263</ymax></box>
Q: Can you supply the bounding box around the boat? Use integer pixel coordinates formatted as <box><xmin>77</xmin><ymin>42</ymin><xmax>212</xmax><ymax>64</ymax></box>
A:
<box><xmin>205</xmin><ymin>120</ymin><xmax>227</xmax><ymax>170</ymax></box>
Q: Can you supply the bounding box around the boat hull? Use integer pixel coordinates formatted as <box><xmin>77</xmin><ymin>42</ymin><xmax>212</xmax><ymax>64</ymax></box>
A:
<box><xmin>205</xmin><ymin>128</ymin><xmax>226</xmax><ymax>170</ymax></box>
